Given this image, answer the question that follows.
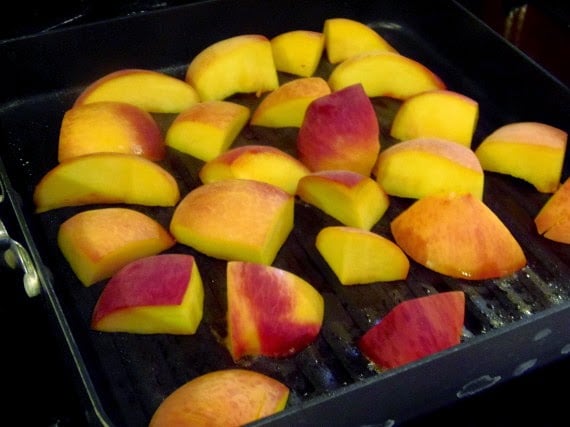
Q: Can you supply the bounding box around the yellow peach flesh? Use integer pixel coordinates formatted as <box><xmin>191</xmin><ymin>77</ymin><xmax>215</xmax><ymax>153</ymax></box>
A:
<box><xmin>390</xmin><ymin>90</ymin><xmax>479</xmax><ymax>147</ymax></box>
<box><xmin>328</xmin><ymin>51</ymin><xmax>445</xmax><ymax>99</ymax></box>
<box><xmin>199</xmin><ymin>145</ymin><xmax>310</xmax><ymax>195</ymax></box>
<box><xmin>186</xmin><ymin>34</ymin><xmax>279</xmax><ymax>101</ymax></box>
<box><xmin>316</xmin><ymin>226</ymin><xmax>409</xmax><ymax>284</ymax></box>
<box><xmin>271</xmin><ymin>30</ymin><xmax>325</xmax><ymax>77</ymax></box>
<box><xmin>475</xmin><ymin>122</ymin><xmax>567</xmax><ymax>193</ymax></box>
<box><xmin>74</xmin><ymin>69</ymin><xmax>200</xmax><ymax>113</ymax></box>
<box><xmin>58</xmin><ymin>208</ymin><xmax>175</xmax><ymax>286</ymax></box>
<box><xmin>296</xmin><ymin>170</ymin><xmax>389</xmax><ymax>230</ymax></box>
<box><xmin>391</xmin><ymin>192</ymin><xmax>527</xmax><ymax>280</ymax></box>
<box><xmin>33</xmin><ymin>153</ymin><xmax>180</xmax><ymax>212</ymax></box>
<box><xmin>58</xmin><ymin>101</ymin><xmax>165</xmax><ymax>162</ymax></box>
<box><xmin>374</xmin><ymin>138</ymin><xmax>484</xmax><ymax>200</ymax></box>
<box><xmin>165</xmin><ymin>100</ymin><xmax>250</xmax><ymax>161</ymax></box>
<box><xmin>92</xmin><ymin>254</ymin><xmax>204</xmax><ymax>334</ymax></box>
<box><xmin>170</xmin><ymin>179</ymin><xmax>294</xmax><ymax>265</ymax></box>
<box><xmin>323</xmin><ymin>17</ymin><xmax>397</xmax><ymax>64</ymax></box>
<box><xmin>250</xmin><ymin>77</ymin><xmax>331</xmax><ymax>128</ymax></box>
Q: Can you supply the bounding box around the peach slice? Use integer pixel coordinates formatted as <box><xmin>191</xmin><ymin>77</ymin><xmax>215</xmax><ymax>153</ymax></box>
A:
<box><xmin>185</xmin><ymin>34</ymin><xmax>279</xmax><ymax>101</ymax></box>
<box><xmin>323</xmin><ymin>17</ymin><xmax>397</xmax><ymax>64</ymax></box>
<box><xmin>73</xmin><ymin>68</ymin><xmax>200</xmax><ymax>113</ymax></box>
<box><xmin>328</xmin><ymin>51</ymin><xmax>446</xmax><ymax>99</ymax></box>
<box><xmin>390</xmin><ymin>192</ymin><xmax>527</xmax><ymax>280</ymax></box>
<box><xmin>359</xmin><ymin>291</ymin><xmax>465</xmax><ymax>369</ymax></box>
<box><xmin>315</xmin><ymin>226</ymin><xmax>409</xmax><ymax>285</ymax></box>
<box><xmin>250</xmin><ymin>77</ymin><xmax>331</xmax><ymax>128</ymax></box>
<box><xmin>149</xmin><ymin>369</ymin><xmax>289</xmax><ymax>427</ymax></box>
<box><xmin>165</xmin><ymin>100</ymin><xmax>250</xmax><ymax>162</ymax></box>
<box><xmin>374</xmin><ymin>137</ymin><xmax>485</xmax><ymax>200</ymax></box>
<box><xmin>58</xmin><ymin>208</ymin><xmax>175</xmax><ymax>287</ymax></box>
<box><xmin>297</xmin><ymin>83</ymin><xmax>380</xmax><ymax>176</ymax></box>
<box><xmin>58</xmin><ymin>101</ymin><xmax>164</xmax><ymax>162</ymax></box>
<box><xmin>170</xmin><ymin>179</ymin><xmax>294</xmax><ymax>265</ymax></box>
<box><xmin>199</xmin><ymin>145</ymin><xmax>310</xmax><ymax>195</ymax></box>
<box><xmin>474</xmin><ymin>121</ymin><xmax>567</xmax><ymax>193</ymax></box>
<box><xmin>91</xmin><ymin>254</ymin><xmax>204</xmax><ymax>334</ymax></box>
<box><xmin>33</xmin><ymin>153</ymin><xmax>180</xmax><ymax>213</ymax></box>
<box><xmin>296</xmin><ymin>170</ymin><xmax>389</xmax><ymax>230</ymax></box>
<box><xmin>270</xmin><ymin>30</ymin><xmax>325</xmax><ymax>77</ymax></box>
<box><xmin>390</xmin><ymin>90</ymin><xmax>479</xmax><ymax>147</ymax></box>
<box><xmin>534</xmin><ymin>177</ymin><xmax>570</xmax><ymax>243</ymax></box>
<box><xmin>226</xmin><ymin>261</ymin><xmax>324</xmax><ymax>360</ymax></box>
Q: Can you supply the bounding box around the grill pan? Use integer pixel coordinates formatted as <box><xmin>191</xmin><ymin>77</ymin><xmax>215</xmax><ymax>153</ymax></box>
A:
<box><xmin>1</xmin><ymin>0</ymin><xmax>569</xmax><ymax>425</ymax></box>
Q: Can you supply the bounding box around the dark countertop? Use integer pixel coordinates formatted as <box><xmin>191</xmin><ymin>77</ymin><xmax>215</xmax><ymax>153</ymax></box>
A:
<box><xmin>1</xmin><ymin>1</ymin><xmax>569</xmax><ymax>426</ymax></box>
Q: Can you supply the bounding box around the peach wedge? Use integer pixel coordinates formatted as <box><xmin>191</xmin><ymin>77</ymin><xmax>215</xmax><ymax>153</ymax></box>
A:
<box><xmin>92</xmin><ymin>254</ymin><xmax>204</xmax><ymax>334</ymax></box>
<box><xmin>297</xmin><ymin>83</ymin><xmax>380</xmax><ymax>176</ymax></box>
<box><xmin>186</xmin><ymin>34</ymin><xmax>279</xmax><ymax>101</ymax></box>
<box><xmin>58</xmin><ymin>101</ymin><xmax>164</xmax><ymax>162</ymax></box>
<box><xmin>149</xmin><ymin>369</ymin><xmax>289</xmax><ymax>427</ymax></box>
<box><xmin>328</xmin><ymin>51</ymin><xmax>445</xmax><ymax>99</ymax></box>
<box><xmin>390</xmin><ymin>89</ymin><xmax>479</xmax><ymax>147</ymax></box>
<box><xmin>359</xmin><ymin>291</ymin><xmax>465</xmax><ymax>370</ymax></box>
<box><xmin>374</xmin><ymin>137</ymin><xmax>485</xmax><ymax>200</ymax></box>
<box><xmin>323</xmin><ymin>17</ymin><xmax>397</xmax><ymax>64</ymax></box>
<box><xmin>475</xmin><ymin>121</ymin><xmax>567</xmax><ymax>193</ymax></box>
<box><xmin>316</xmin><ymin>226</ymin><xmax>409</xmax><ymax>285</ymax></box>
<box><xmin>58</xmin><ymin>208</ymin><xmax>175</xmax><ymax>286</ymax></box>
<box><xmin>391</xmin><ymin>192</ymin><xmax>527</xmax><ymax>280</ymax></box>
<box><xmin>226</xmin><ymin>261</ymin><xmax>324</xmax><ymax>360</ymax></box>
<box><xmin>199</xmin><ymin>145</ymin><xmax>310</xmax><ymax>195</ymax></box>
<box><xmin>271</xmin><ymin>30</ymin><xmax>325</xmax><ymax>77</ymax></box>
<box><xmin>534</xmin><ymin>177</ymin><xmax>570</xmax><ymax>243</ymax></box>
<box><xmin>170</xmin><ymin>179</ymin><xmax>294</xmax><ymax>265</ymax></box>
<box><xmin>250</xmin><ymin>77</ymin><xmax>331</xmax><ymax>128</ymax></box>
<box><xmin>33</xmin><ymin>153</ymin><xmax>180</xmax><ymax>213</ymax></box>
<box><xmin>73</xmin><ymin>68</ymin><xmax>200</xmax><ymax>113</ymax></box>
<box><xmin>296</xmin><ymin>170</ymin><xmax>389</xmax><ymax>230</ymax></box>
<box><xmin>165</xmin><ymin>100</ymin><xmax>250</xmax><ymax>162</ymax></box>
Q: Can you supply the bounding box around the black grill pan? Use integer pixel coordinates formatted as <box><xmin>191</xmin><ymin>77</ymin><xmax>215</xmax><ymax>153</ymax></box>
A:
<box><xmin>1</xmin><ymin>1</ymin><xmax>569</xmax><ymax>426</ymax></box>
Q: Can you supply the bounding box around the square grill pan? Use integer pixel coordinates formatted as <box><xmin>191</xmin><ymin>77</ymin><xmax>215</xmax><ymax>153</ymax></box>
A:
<box><xmin>1</xmin><ymin>1</ymin><xmax>569</xmax><ymax>425</ymax></box>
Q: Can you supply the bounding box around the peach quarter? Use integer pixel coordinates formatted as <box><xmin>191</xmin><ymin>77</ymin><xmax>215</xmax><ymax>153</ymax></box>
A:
<box><xmin>58</xmin><ymin>208</ymin><xmax>175</xmax><ymax>286</ymax></box>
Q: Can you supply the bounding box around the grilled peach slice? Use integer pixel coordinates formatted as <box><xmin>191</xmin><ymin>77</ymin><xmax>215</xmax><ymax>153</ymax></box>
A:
<box><xmin>226</xmin><ymin>261</ymin><xmax>324</xmax><ymax>360</ymax></box>
<box><xmin>149</xmin><ymin>369</ymin><xmax>289</xmax><ymax>427</ymax></box>
<box><xmin>33</xmin><ymin>153</ymin><xmax>180</xmax><ymax>213</ymax></box>
<box><xmin>535</xmin><ymin>177</ymin><xmax>570</xmax><ymax>243</ymax></box>
<box><xmin>390</xmin><ymin>89</ymin><xmax>479</xmax><ymax>147</ymax></box>
<box><xmin>390</xmin><ymin>192</ymin><xmax>527</xmax><ymax>280</ymax></box>
<box><xmin>73</xmin><ymin>68</ymin><xmax>200</xmax><ymax>113</ymax></box>
<box><xmin>165</xmin><ymin>100</ymin><xmax>250</xmax><ymax>161</ymax></box>
<box><xmin>323</xmin><ymin>17</ymin><xmax>397</xmax><ymax>64</ymax></box>
<box><xmin>58</xmin><ymin>208</ymin><xmax>175</xmax><ymax>286</ymax></box>
<box><xmin>185</xmin><ymin>34</ymin><xmax>279</xmax><ymax>101</ymax></box>
<box><xmin>475</xmin><ymin>121</ymin><xmax>567</xmax><ymax>193</ymax></box>
<box><xmin>270</xmin><ymin>30</ymin><xmax>325</xmax><ymax>77</ymax></box>
<box><xmin>58</xmin><ymin>101</ymin><xmax>164</xmax><ymax>162</ymax></box>
<box><xmin>92</xmin><ymin>254</ymin><xmax>204</xmax><ymax>334</ymax></box>
<box><xmin>170</xmin><ymin>179</ymin><xmax>294</xmax><ymax>265</ymax></box>
<box><xmin>374</xmin><ymin>137</ymin><xmax>485</xmax><ymax>200</ymax></box>
<box><xmin>359</xmin><ymin>291</ymin><xmax>465</xmax><ymax>369</ymax></box>
<box><xmin>250</xmin><ymin>77</ymin><xmax>331</xmax><ymax>128</ymax></box>
<box><xmin>297</xmin><ymin>83</ymin><xmax>380</xmax><ymax>176</ymax></box>
<box><xmin>316</xmin><ymin>226</ymin><xmax>409</xmax><ymax>285</ymax></box>
<box><xmin>199</xmin><ymin>145</ymin><xmax>310</xmax><ymax>195</ymax></box>
<box><xmin>328</xmin><ymin>51</ymin><xmax>445</xmax><ymax>99</ymax></box>
<box><xmin>296</xmin><ymin>170</ymin><xmax>389</xmax><ymax>230</ymax></box>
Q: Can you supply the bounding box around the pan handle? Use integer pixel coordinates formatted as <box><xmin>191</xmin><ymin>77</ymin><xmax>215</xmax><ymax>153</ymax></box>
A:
<box><xmin>0</xmin><ymin>179</ymin><xmax>41</xmax><ymax>298</ymax></box>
